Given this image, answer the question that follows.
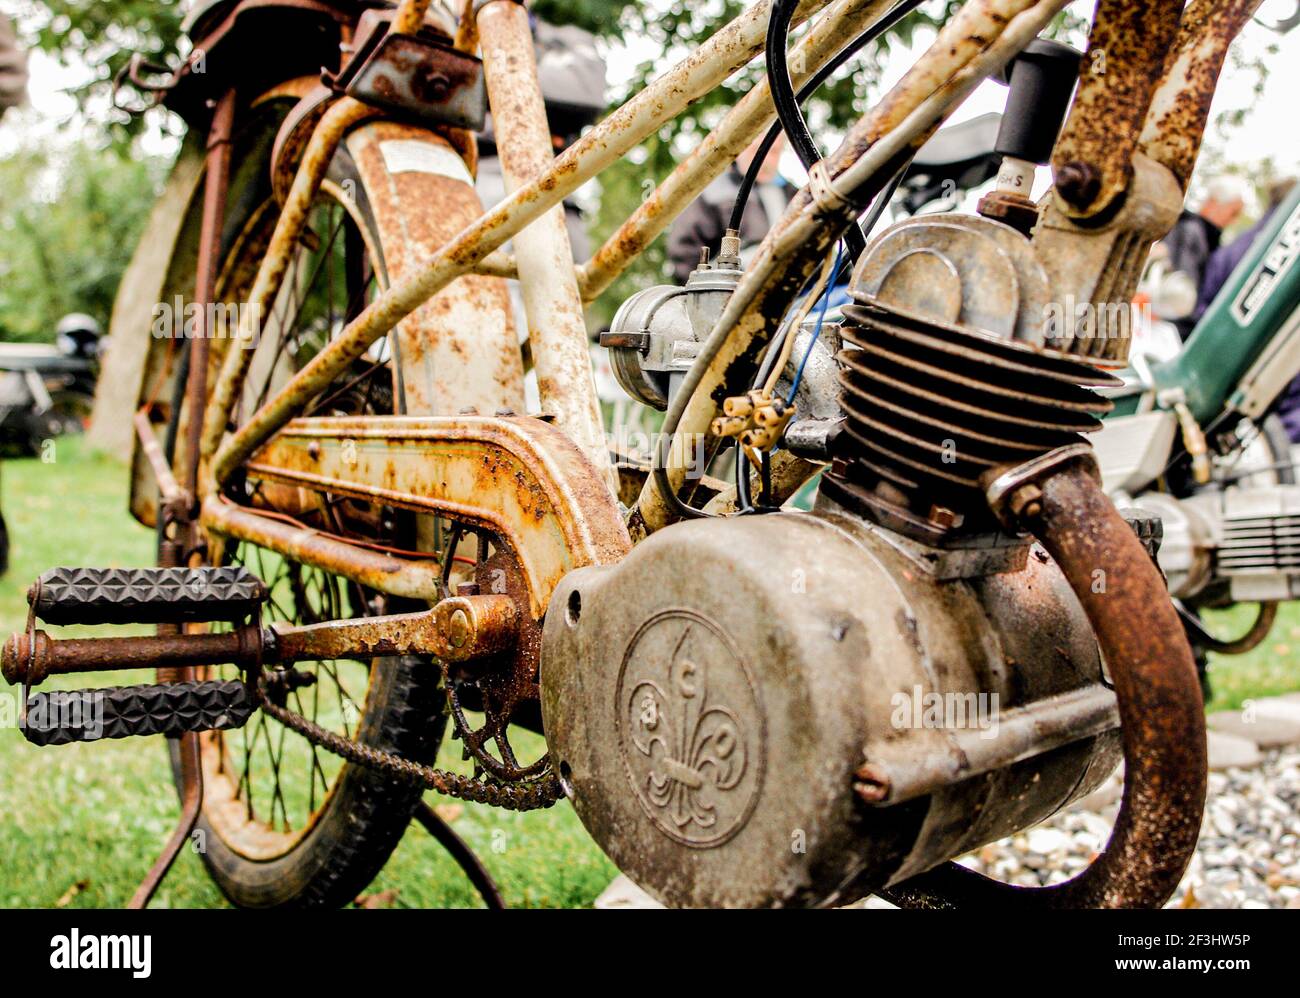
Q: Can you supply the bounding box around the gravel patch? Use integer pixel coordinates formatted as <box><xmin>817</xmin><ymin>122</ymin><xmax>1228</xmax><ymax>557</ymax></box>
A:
<box><xmin>953</xmin><ymin>745</ymin><xmax>1300</xmax><ymax>909</ymax></box>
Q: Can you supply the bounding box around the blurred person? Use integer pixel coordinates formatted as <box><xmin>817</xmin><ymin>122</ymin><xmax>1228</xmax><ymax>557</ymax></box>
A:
<box><xmin>667</xmin><ymin>134</ymin><xmax>793</xmax><ymax>283</ymax></box>
<box><xmin>0</xmin><ymin>12</ymin><xmax>26</xmax><ymax>116</ymax></box>
<box><xmin>1195</xmin><ymin>178</ymin><xmax>1300</xmax><ymax>442</ymax></box>
<box><xmin>1162</xmin><ymin>174</ymin><xmax>1250</xmax><ymax>338</ymax></box>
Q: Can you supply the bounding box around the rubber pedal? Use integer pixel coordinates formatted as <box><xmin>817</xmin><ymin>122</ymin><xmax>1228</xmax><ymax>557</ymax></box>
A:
<box><xmin>22</xmin><ymin>679</ymin><xmax>255</xmax><ymax>746</ymax></box>
<box><xmin>30</xmin><ymin>566</ymin><xmax>266</xmax><ymax>626</ymax></box>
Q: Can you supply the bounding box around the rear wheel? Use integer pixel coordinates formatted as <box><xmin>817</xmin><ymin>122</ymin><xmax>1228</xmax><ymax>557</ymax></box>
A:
<box><xmin>168</xmin><ymin>128</ymin><xmax>450</xmax><ymax>908</ymax></box>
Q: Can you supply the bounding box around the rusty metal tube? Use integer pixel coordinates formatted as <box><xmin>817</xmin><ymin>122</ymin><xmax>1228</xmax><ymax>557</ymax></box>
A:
<box><xmin>2</xmin><ymin>600</ymin><xmax>520</xmax><ymax>689</ymax></box>
<box><xmin>858</xmin><ymin>684</ymin><xmax>1121</xmax><ymax>807</ymax></box>
<box><xmin>129</xmin><ymin>730</ymin><xmax>202</xmax><ymax>908</ymax></box>
<box><xmin>391</xmin><ymin>0</ymin><xmax>433</xmax><ymax>35</ymax></box>
<box><xmin>478</xmin><ymin>0</ymin><xmax>617</xmax><ymax>491</ymax></box>
<box><xmin>202</xmin><ymin>497</ymin><xmax>443</xmax><ymax>601</ymax></box>
<box><xmin>577</xmin><ymin>0</ymin><xmax>896</xmax><ymax>303</ymax></box>
<box><xmin>183</xmin><ymin>87</ymin><xmax>236</xmax><ymax>501</ymax></box>
<box><xmin>1137</xmin><ymin>0</ymin><xmax>1262</xmax><ymax>191</ymax></box>
<box><xmin>134</xmin><ymin>408</ymin><xmax>185</xmax><ymax>508</ymax></box>
<box><xmin>200</xmin><ymin>97</ymin><xmax>377</xmax><ymax>472</ymax></box>
<box><xmin>208</xmin><ymin>0</ymin><xmax>834</xmax><ymax>490</ymax></box>
<box><xmin>1049</xmin><ymin>0</ymin><xmax>1185</xmax><ymax>216</ymax></box>
<box><xmin>452</xmin><ymin>0</ymin><xmax>479</xmax><ymax>54</ymax></box>
<box><xmin>882</xmin><ymin>461</ymin><xmax>1206</xmax><ymax>908</ymax></box>
<box><xmin>2</xmin><ymin>628</ymin><xmax>262</xmax><ymax>687</ymax></box>
<box><xmin>472</xmin><ymin>249</ymin><xmax>518</xmax><ymax>280</ymax></box>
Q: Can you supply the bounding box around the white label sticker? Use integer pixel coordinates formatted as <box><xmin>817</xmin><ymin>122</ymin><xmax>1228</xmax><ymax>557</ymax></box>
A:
<box><xmin>379</xmin><ymin>140</ymin><xmax>473</xmax><ymax>185</ymax></box>
<box><xmin>1231</xmin><ymin>199</ymin><xmax>1300</xmax><ymax>325</ymax></box>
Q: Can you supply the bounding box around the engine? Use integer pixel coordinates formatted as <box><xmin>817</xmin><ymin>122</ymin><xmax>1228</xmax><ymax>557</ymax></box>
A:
<box><xmin>541</xmin><ymin>511</ymin><xmax>1120</xmax><ymax>907</ymax></box>
<box><xmin>1128</xmin><ymin>483</ymin><xmax>1300</xmax><ymax>603</ymax></box>
<box><xmin>543</xmin><ymin>205</ymin><xmax>1130</xmax><ymax>907</ymax></box>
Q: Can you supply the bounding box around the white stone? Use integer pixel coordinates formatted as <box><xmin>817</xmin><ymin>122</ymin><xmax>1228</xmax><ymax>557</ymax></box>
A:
<box><xmin>594</xmin><ymin>874</ymin><xmax>664</xmax><ymax>910</ymax></box>
<box><xmin>1026</xmin><ymin>827</ymin><xmax>1069</xmax><ymax>855</ymax></box>
<box><xmin>1207</xmin><ymin>700</ymin><xmax>1300</xmax><ymax>749</ymax></box>
<box><xmin>1253</xmin><ymin>699</ymin><xmax>1300</xmax><ymax>743</ymax></box>
<box><xmin>1206</xmin><ymin>729</ymin><xmax>1265</xmax><ymax>770</ymax></box>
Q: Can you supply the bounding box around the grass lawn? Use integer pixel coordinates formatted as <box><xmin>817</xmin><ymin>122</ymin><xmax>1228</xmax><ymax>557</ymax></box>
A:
<box><xmin>0</xmin><ymin>438</ymin><xmax>1296</xmax><ymax>909</ymax></box>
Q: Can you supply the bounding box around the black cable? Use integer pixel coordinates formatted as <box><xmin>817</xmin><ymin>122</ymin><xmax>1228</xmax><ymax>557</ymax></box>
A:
<box><xmin>730</xmin><ymin>0</ymin><xmax>922</xmax><ymax>241</ymax></box>
<box><xmin>766</xmin><ymin>0</ymin><xmax>830</xmax><ymax>189</ymax></box>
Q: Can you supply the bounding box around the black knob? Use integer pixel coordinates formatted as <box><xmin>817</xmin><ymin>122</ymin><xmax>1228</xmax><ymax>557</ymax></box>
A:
<box><xmin>995</xmin><ymin>38</ymin><xmax>1082</xmax><ymax>165</ymax></box>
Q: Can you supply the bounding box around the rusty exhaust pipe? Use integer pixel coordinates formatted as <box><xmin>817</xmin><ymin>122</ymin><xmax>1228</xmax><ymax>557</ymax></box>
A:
<box><xmin>882</xmin><ymin>451</ymin><xmax>1206</xmax><ymax>908</ymax></box>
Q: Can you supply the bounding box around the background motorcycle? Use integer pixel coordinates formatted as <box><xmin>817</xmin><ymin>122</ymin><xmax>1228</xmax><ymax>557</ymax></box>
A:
<box><xmin>0</xmin><ymin>312</ymin><xmax>101</xmax><ymax>456</ymax></box>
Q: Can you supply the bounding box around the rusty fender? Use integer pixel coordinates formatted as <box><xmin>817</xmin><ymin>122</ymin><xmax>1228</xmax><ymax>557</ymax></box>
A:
<box><xmin>236</xmin><ymin>415</ymin><xmax>631</xmax><ymax>617</ymax></box>
<box><xmin>344</xmin><ymin>119</ymin><xmax>527</xmax><ymax>418</ymax></box>
<box><xmin>883</xmin><ymin>458</ymin><xmax>1206</xmax><ymax>909</ymax></box>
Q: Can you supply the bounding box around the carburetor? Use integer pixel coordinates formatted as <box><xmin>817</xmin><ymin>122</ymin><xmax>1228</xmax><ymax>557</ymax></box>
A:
<box><xmin>601</xmin><ymin>235</ymin><xmax>745</xmax><ymax>410</ymax></box>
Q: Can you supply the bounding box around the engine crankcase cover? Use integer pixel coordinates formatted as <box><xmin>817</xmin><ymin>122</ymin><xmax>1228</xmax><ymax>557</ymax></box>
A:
<box><xmin>541</xmin><ymin>511</ymin><xmax>1119</xmax><ymax>908</ymax></box>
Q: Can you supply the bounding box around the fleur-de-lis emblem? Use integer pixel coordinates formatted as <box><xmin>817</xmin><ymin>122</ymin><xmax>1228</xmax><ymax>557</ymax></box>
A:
<box><xmin>619</xmin><ymin>613</ymin><xmax>761</xmax><ymax>847</ymax></box>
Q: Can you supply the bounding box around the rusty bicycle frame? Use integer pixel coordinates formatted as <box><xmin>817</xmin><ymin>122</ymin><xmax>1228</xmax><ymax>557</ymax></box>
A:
<box><xmin>124</xmin><ymin>0</ymin><xmax>1259</xmax><ymax>907</ymax></box>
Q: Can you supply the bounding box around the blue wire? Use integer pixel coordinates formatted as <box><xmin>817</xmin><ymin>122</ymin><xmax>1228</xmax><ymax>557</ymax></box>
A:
<box><xmin>786</xmin><ymin>243</ymin><xmax>842</xmax><ymax>405</ymax></box>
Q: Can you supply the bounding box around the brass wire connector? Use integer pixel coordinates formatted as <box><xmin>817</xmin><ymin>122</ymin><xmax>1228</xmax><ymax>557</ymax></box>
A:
<box><xmin>712</xmin><ymin>389</ymin><xmax>796</xmax><ymax>454</ymax></box>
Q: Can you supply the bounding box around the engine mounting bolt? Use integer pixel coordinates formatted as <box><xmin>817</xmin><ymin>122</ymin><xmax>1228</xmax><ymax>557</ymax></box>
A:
<box><xmin>447</xmin><ymin>608</ymin><xmax>471</xmax><ymax>649</ymax></box>
<box><xmin>927</xmin><ymin>505</ymin><xmax>963</xmax><ymax>530</ymax></box>
<box><xmin>1008</xmin><ymin>483</ymin><xmax>1044</xmax><ymax>523</ymax></box>
<box><xmin>1056</xmin><ymin>160</ymin><xmax>1101</xmax><ymax>208</ymax></box>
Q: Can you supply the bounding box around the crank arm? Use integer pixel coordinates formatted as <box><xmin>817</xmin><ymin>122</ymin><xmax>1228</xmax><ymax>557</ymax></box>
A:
<box><xmin>2</xmin><ymin>595</ymin><xmax>518</xmax><ymax>688</ymax></box>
